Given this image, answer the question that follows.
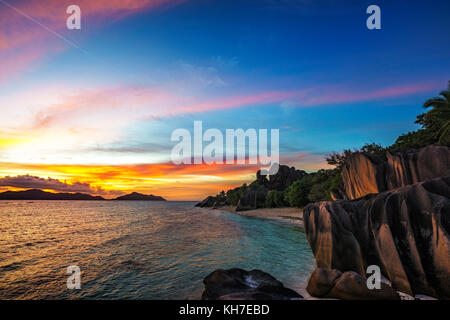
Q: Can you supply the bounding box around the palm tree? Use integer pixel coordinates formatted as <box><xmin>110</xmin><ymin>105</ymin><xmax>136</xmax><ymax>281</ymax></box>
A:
<box><xmin>418</xmin><ymin>89</ymin><xmax>450</xmax><ymax>145</ymax></box>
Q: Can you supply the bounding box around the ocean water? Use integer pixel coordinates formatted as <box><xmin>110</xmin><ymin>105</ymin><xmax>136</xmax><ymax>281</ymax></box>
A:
<box><xmin>0</xmin><ymin>201</ymin><xmax>315</xmax><ymax>299</ymax></box>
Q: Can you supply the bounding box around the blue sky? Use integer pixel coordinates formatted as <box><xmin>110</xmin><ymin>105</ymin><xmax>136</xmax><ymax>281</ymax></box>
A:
<box><xmin>0</xmin><ymin>0</ymin><xmax>449</xmax><ymax>199</ymax></box>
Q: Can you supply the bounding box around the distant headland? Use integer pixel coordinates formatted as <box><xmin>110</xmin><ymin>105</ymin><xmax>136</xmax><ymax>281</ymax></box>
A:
<box><xmin>112</xmin><ymin>192</ymin><xmax>166</xmax><ymax>201</ymax></box>
<box><xmin>0</xmin><ymin>189</ymin><xmax>166</xmax><ymax>201</ymax></box>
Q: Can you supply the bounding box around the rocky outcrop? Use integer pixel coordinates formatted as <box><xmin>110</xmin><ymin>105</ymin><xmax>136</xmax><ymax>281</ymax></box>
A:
<box><xmin>341</xmin><ymin>145</ymin><xmax>450</xmax><ymax>200</ymax></box>
<box><xmin>195</xmin><ymin>195</ymin><xmax>226</xmax><ymax>208</ymax></box>
<box><xmin>202</xmin><ymin>268</ymin><xmax>303</xmax><ymax>300</ymax></box>
<box><xmin>386</xmin><ymin>146</ymin><xmax>450</xmax><ymax>189</ymax></box>
<box><xmin>257</xmin><ymin>165</ymin><xmax>307</xmax><ymax>191</ymax></box>
<box><xmin>341</xmin><ymin>152</ymin><xmax>387</xmax><ymax>200</ymax></box>
<box><xmin>303</xmin><ymin>176</ymin><xmax>450</xmax><ymax>299</ymax></box>
<box><xmin>306</xmin><ymin>268</ymin><xmax>400</xmax><ymax>300</ymax></box>
<box><xmin>196</xmin><ymin>164</ymin><xmax>306</xmax><ymax>209</ymax></box>
<box><xmin>236</xmin><ymin>187</ymin><xmax>268</xmax><ymax>211</ymax></box>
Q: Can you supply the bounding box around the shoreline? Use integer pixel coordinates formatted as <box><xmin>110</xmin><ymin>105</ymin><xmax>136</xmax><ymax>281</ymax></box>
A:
<box><xmin>208</xmin><ymin>205</ymin><xmax>304</xmax><ymax>226</ymax></box>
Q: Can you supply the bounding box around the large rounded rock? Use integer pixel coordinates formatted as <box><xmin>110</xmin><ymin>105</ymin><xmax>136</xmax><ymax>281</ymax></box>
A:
<box><xmin>306</xmin><ymin>268</ymin><xmax>342</xmax><ymax>297</ymax></box>
<box><xmin>202</xmin><ymin>268</ymin><xmax>303</xmax><ymax>300</ymax></box>
<box><xmin>341</xmin><ymin>146</ymin><xmax>450</xmax><ymax>200</ymax></box>
<box><xmin>386</xmin><ymin>145</ymin><xmax>450</xmax><ymax>189</ymax></box>
<box><xmin>307</xmin><ymin>268</ymin><xmax>400</xmax><ymax>300</ymax></box>
<box><xmin>304</xmin><ymin>177</ymin><xmax>450</xmax><ymax>299</ymax></box>
<box><xmin>341</xmin><ymin>152</ymin><xmax>387</xmax><ymax>200</ymax></box>
<box><xmin>330</xmin><ymin>271</ymin><xmax>399</xmax><ymax>300</ymax></box>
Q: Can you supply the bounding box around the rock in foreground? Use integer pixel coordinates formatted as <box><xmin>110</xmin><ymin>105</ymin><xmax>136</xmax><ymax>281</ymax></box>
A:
<box><xmin>202</xmin><ymin>268</ymin><xmax>303</xmax><ymax>300</ymax></box>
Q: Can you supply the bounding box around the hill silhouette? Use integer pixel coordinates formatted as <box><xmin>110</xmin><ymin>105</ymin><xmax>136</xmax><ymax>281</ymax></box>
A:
<box><xmin>0</xmin><ymin>189</ymin><xmax>166</xmax><ymax>201</ymax></box>
<box><xmin>113</xmin><ymin>192</ymin><xmax>166</xmax><ymax>201</ymax></box>
<box><xmin>0</xmin><ymin>189</ymin><xmax>105</xmax><ymax>200</ymax></box>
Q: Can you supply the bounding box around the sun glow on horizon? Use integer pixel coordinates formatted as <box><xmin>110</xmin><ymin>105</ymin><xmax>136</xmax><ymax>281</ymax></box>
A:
<box><xmin>1</xmin><ymin>0</ymin><xmax>448</xmax><ymax>200</ymax></box>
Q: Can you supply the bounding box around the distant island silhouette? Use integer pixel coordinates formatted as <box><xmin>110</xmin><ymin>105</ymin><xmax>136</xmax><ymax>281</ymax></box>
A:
<box><xmin>113</xmin><ymin>192</ymin><xmax>166</xmax><ymax>201</ymax></box>
<box><xmin>0</xmin><ymin>189</ymin><xmax>166</xmax><ymax>201</ymax></box>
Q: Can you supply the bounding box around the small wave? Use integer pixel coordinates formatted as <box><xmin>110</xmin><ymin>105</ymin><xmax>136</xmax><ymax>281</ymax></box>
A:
<box><xmin>24</xmin><ymin>240</ymin><xmax>46</xmax><ymax>247</ymax></box>
<box><xmin>0</xmin><ymin>261</ymin><xmax>23</xmax><ymax>272</ymax></box>
<box><xmin>101</xmin><ymin>234</ymin><xmax>132</xmax><ymax>246</ymax></box>
<box><xmin>119</xmin><ymin>260</ymin><xmax>146</xmax><ymax>270</ymax></box>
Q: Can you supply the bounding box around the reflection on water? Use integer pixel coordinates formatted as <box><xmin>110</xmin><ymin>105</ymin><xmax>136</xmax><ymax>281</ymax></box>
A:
<box><xmin>0</xmin><ymin>201</ymin><xmax>315</xmax><ymax>299</ymax></box>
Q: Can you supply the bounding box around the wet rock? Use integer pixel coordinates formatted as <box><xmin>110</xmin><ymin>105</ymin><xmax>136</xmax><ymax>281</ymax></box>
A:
<box><xmin>202</xmin><ymin>268</ymin><xmax>303</xmax><ymax>300</ymax></box>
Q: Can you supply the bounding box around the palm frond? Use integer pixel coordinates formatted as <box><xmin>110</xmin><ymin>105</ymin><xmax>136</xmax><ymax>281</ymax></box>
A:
<box><xmin>439</xmin><ymin>90</ymin><xmax>450</xmax><ymax>103</ymax></box>
<box><xmin>423</xmin><ymin>97</ymin><xmax>446</xmax><ymax>109</ymax></box>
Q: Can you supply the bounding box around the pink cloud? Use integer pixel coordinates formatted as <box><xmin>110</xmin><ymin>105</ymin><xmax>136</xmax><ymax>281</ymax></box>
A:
<box><xmin>182</xmin><ymin>90</ymin><xmax>307</xmax><ymax>112</ymax></box>
<box><xmin>0</xmin><ymin>0</ymin><xmax>186</xmax><ymax>84</ymax></box>
<box><xmin>279</xmin><ymin>153</ymin><xmax>332</xmax><ymax>171</ymax></box>
<box><xmin>301</xmin><ymin>82</ymin><xmax>441</xmax><ymax>106</ymax></box>
<box><xmin>24</xmin><ymin>79</ymin><xmax>443</xmax><ymax>133</ymax></box>
<box><xmin>26</xmin><ymin>85</ymin><xmax>308</xmax><ymax>132</ymax></box>
<box><xmin>0</xmin><ymin>48</ymin><xmax>45</xmax><ymax>83</ymax></box>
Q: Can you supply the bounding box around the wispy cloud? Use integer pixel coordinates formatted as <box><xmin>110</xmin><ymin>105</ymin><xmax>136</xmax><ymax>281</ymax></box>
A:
<box><xmin>20</xmin><ymin>80</ymin><xmax>442</xmax><ymax>133</ymax></box>
<box><xmin>0</xmin><ymin>0</ymin><xmax>186</xmax><ymax>83</ymax></box>
<box><xmin>300</xmin><ymin>82</ymin><xmax>442</xmax><ymax>106</ymax></box>
<box><xmin>0</xmin><ymin>78</ymin><xmax>440</xmax><ymax>166</ymax></box>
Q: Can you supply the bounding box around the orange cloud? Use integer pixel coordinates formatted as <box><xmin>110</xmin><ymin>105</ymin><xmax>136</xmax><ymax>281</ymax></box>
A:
<box><xmin>0</xmin><ymin>174</ymin><xmax>124</xmax><ymax>195</ymax></box>
<box><xmin>0</xmin><ymin>161</ymin><xmax>260</xmax><ymax>200</ymax></box>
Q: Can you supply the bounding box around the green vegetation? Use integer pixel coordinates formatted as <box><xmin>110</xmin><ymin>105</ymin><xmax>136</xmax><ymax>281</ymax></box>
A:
<box><xmin>325</xmin><ymin>142</ymin><xmax>386</xmax><ymax>170</ymax></box>
<box><xmin>285</xmin><ymin>179</ymin><xmax>311</xmax><ymax>207</ymax></box>
<box><xmin>226</xmin><ymin>184</ymin><xmax>247</xmax><ymax>206</ymax></box>
<box><xmin>326</xmin><ymin>90</ymin><xmax>450</xmax><ymax>167</ymax></box>
<box><xmin>307</xmin><ymin>169</ymin><xmax>341</xmax><ymax>202</ymax></box>
<box><xmin>265</xmin><ymin>190</ymin><xmax>287</xmax><ymax>208</ymax></box>
<box><xmin>284</xmin><ymin>169</ymin><xmax>341</xmax><ymax>207</ymax></box>
<box><xmin>250</xmin><ymin>182</ymin><xmax>269</xmax><ymax>208</ymax></box>
<box><xmin>390</xmin><ymin>90</ymin><xmax>450</xmax><ymax>149</ymax></box>
<box><xmin>297</xmin><ymin>89</ymin><xmax>450</xmax><ymax>206</ymax></box>
<box><xmin>201</xmin><ymin>89</ymin><xmax>450</xmax><ymax>210</ymax></box>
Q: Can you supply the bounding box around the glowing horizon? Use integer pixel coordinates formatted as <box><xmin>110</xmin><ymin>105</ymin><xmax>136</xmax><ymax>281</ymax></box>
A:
<box><xmin>1</xmin><ymin>0</ymin><xmax>449</xmax><ymax>200</ymax></box>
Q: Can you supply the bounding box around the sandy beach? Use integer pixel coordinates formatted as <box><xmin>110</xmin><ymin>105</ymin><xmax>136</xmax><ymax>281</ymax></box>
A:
<box><xmin>211</xmin><ymin>206</ymin><xmax>304</xmax><ymax>226</ymax></box>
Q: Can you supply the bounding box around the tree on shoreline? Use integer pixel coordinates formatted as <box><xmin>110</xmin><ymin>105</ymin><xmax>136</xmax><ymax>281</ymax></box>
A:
<box><xmin>391</xmin><ymin>89</ymin><xmax>450</xmax><ymax>149</ymax></box>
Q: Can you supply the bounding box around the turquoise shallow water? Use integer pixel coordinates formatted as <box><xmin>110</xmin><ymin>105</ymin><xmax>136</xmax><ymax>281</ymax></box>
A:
<box><xmin>0</xmin><ymin>201</ymin><xmax>315</xmax><ymax>299</ymax></box>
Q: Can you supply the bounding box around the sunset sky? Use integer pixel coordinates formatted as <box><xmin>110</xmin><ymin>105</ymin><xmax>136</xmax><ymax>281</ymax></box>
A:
<box><xmin>1</xmin><ymin>0</ymin><xmax>449</xmax><ymax>200</ymax></box>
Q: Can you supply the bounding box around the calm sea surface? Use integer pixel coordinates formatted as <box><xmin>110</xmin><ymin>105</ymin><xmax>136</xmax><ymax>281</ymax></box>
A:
<box><xmin>0</xmin><ymin>201</ymin><xmax>315</xmax><ymax>299</ymax></box>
